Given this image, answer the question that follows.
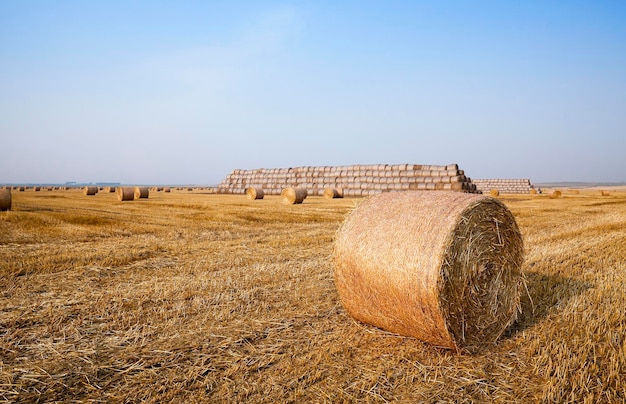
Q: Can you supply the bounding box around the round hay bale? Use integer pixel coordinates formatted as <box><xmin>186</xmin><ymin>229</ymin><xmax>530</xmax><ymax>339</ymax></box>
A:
<box><xmin>84</xmin><ymin>186</ymin><xmax>98</xmax><ymax>196</ymax></box>
<box><xmin>0</xmin><ymin>188</ymin><xmax>11</xmax><ymax>211</ymax></box>
<box><xmin>246</xmin><ymin>187</ymin><xmax>264</xmax><ymax>200</ymax></box>
<box><xmin>281</xmin><ymin>187</ymin><xmax>307</xmax><ymax>204</ymax></box>
<box><xmin>600</xmin><ymin>190</ymin><xmax>610</xmax><ymax>196</ymax></box>
<box><xmin>134</xmin><ymin>186</ymin><xmax>149</xmax><ymax>199</ymax></box>
<box><xmin>334</xmin><ymin>191</ymin><xmax>524</xmax><ymax>353</ymax></box>
<box><xmin>107</xmin><ymin>186</ymin><xmax>116</xmax><ymax>193</ymax></box>
<box><xmin>549</xmin><ymin>190</ymin><xmax>562</xmax><ymax>199</ymax></box>
<box><xmin>323</xmin><ymin>188</ymin><xmax>343</xmax><ymax>199</ymax></box>
<box><xmin>530</xmin><ymin>188</ymin><xmax>538</xmax><ymax>195</ymax></box>
<box><xmin>164</xmin><ymin>187</ymin><xmax>171</xmax><ymax>193</ymax></box>
<box><xmin>489</xmin><ymin>189</ymin><xmax>500</xmax><ymax>197</ymax></box>
<box><xmin>117</xmin><ymin>187</ymin><xmax>134</xmax><ymax>201</ymax></box>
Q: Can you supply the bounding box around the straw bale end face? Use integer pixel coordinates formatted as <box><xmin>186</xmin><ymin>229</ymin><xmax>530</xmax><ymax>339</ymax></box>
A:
<box><xmin>333</xmin><ymin>191</ymin><xmax>525</xmax><ymax>353</ymax></box>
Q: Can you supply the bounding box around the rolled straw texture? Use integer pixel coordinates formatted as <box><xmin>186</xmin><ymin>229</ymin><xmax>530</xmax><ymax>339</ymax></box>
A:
<box><xmin>134</xmin><ymin>186</ymin><xmax>149</xmax><ymax>199</ymax></box>
<box><xmin>246</xmin><ymin>187</ymin><xmax>264</xmax><ymax>200</ymax></box>
<box><xmin>489</xmin><ymin>189</ymin><xmax>500</xmax><ymax>197</ymax></box>
<box><xmin>0</xmin><ymin>188</ymin><xmax>11</xmax><ymax>211</ymax></box>
<box><xmin>281</xmin><ymin>187</ymin><xmax>307</xmax><ymax>204</ymax></box>
<box><xmin>334</xmin><ymin>191</ymin><xmax>524</xmax><ymax>352</ymax></box>
<box><xmin>323</xmin><ymin>188</ymin><xmax>343</xmax><ymax>199</ymax></box>
<box><xmin>117</xmin><ymin>187</ymin><xmax>135</xmax><ymax>201</ymax></box>
<box><xmin>549</xmin><ymin>190</ymin><xmax>562</xmax><ymax>199</ymax></box>
<box><xmin>84</xmin><ymin>186</ymin><xmax>98</xmax><ymax>196</ymax></box>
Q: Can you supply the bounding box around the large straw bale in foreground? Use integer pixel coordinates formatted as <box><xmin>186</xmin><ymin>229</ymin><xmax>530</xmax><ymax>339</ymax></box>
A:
<box><xmin>117</xmin><ymin>187</ymin><xmax>135</xmax><ymax>201</ymax></box>
<box><xmin>246</xmin><ymin>187</ymin><xmax>264</xmax><ymax>200</ymax></box>
<box><xmin>134</xmin><ymin>187</ymin><xmax>149</xmax><ymax>199</ymax></box>
<box><xmin>0</xmin><ymin>188</ymin><xmax>11</xmax><ymax>211</ymax></box>
<box><xmin>334</xmin><ymin>191</ymin><xmax>524</xmax><ymax>353</ymax></box>
<box><xmin>281</xmin><ymin>188</ymin><xmax>307</xmax><ymax>204</ymax></box>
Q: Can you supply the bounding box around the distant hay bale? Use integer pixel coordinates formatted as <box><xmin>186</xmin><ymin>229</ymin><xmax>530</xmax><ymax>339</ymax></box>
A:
<box><xmin>83</xmin><ymin>186</ymin><xmax>98</xmax><ymax>196</ymax></box>
<box><xmin>107</xmin><ymin>186</ymin><xmax>116</xmax><ymax>193</ymax></box>
<box><xmin>530</xmin><ymin>189</ymin><xmax>538</xmax><ymax>195</ymax></box>
<box><xmin>567</xmin><ymin>189</ymin><xmax>580</xmax><ymax>195</ymax></box>
<box><xmin>600</xmin><ymin>190</ymin><xmax>610</xmax><ymax>196</ymax></box>
<box><xmin>34</xmin><ymin>186</ymin><xmax>41</xmax><ymax>192</ymax></box>
<box><xmin>489</xmin><ymin>189</ymin><xmax>500</xmax><ymax>197</ymax></box>
<box><xmin>324</xmin><ymin>188</ymin><xmax>343</xmax><ymax>199</ymax></box>
<box><xmin>0</xmin><ymin>188</ymin><xmax>11</xmax><ymax>211</ymax></box>
<box><xmin>281</xmin><ymin>187</ymin><xmax>307</xmax><ymax>204</ymax></box>
<box><xmin>549</xmin><ymin>190</ymin><xmax>562</xmax><ymax>199</ymax></box>
<box><xmin>134</xmin><ymin>186</ymin><xmax>149</xmax><ymax>199</ymax></box>
<box><xmin>164</xmin><ymin>187</ymin><xmax>171</xmax><ymax>193</ymax></box>
<box><xmin>246</xmin><ymin>187</ymin><xmax>264</xmax><ymax>200</ymax></box>
<box><xmin>117</xmin><ymin>187</ymin><xmax>134</xmax><ymax>201</ymax></box>
<box><xmin>333</xmin><ymin>191</ymin><xmax>524</xmax><ymax>353</ymax></box>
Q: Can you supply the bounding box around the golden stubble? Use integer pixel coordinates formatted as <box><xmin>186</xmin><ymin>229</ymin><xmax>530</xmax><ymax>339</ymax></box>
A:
<box><xmin>0</xmin><ymin>188</ymin><xmax>625</xmax><ymax>403</ymax></box>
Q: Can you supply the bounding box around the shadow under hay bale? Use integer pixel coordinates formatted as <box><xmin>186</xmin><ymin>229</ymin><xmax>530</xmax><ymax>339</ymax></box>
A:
<box><xmin>334</xmin><ymin>191</ymin><xmax>525</xmax><ymax>353</ymax></box>
<box><xmin>505</xmin><ymin>271</ymin><xmax>591</xmax><ymax>337</ymax></box>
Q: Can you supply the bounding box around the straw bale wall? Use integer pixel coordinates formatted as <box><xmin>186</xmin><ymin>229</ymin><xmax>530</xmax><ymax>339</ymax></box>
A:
<box><xmin>217</xmin><ymin>164</ymin><xmax>478</xmax><ymax>195</ymax></box>
<box><xmin>473</xmin><ymin>179</ymin><xmax>533</xmax><ymax>194</ymax></box>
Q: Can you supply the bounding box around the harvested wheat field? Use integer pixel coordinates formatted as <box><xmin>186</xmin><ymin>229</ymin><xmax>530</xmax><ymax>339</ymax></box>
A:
<box><xmin>1</xmin><ymin>189</ymin><xmax>625</xmax><ymax>402</ymax></box>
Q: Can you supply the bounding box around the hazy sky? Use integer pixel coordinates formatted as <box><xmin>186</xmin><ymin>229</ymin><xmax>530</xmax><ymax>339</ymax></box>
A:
<box><xmin>1</xmin><ymin>1</ymin><xmax>625</xmax><ymax>185</ymax></box>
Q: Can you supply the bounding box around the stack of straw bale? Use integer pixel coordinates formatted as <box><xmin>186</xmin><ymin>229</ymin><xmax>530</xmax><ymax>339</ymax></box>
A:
<box><xmin>334</xmin><ymin>191</ymin><xmax>524</xmax><ymax>353</ymax></box>
<box><xmin>217</xmin><ymin>164</ymin><xmax>478</xmax><ymax>196</ymax></box>
<box><xmin>473</xmin><ymin>179</ymin><xmax>533</xmax><ymax>194</ymax></box>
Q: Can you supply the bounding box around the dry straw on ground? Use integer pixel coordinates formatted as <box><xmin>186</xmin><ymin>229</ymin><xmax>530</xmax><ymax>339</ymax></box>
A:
<box><xmin>134</xmin><ymin>186</ymin><xmax>149</xmax><ymax>199</ymax></box>
<box><xmin>324</xmin><ymin>188</ymin><xmax>343</xmax><ymax>199</ymax></box>
<box><xmin>334</xmin><ymin>191</ymin><xmax>525</xmax><ymax>353</ymax></box>
<box><xmin>281</xmin><ymin>187</ymin><xmax>307</xmax><ymax>204</ymax></box>
<box><xmin>0</xmin><ymin>188</ymin><xmax>11</xmax><ymax>211</ymax></box>
<box><xmin>246</xmin><ymin>187</ymin><xmax>264</xmax><ymax>200</ymax></box>
<box><xmin>83</xmin><ymin>186</ymin><xmax>98</xmax><ymax>196</ymax></box>
<box><xmin>117</xmin><ymin>187</ymin><xmax>135</xmax><ymax>201</ymax></box>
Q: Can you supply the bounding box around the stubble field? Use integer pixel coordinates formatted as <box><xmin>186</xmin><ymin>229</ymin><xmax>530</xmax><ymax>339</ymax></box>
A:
<box><xmin>1</xmin><ymin>188</ymin><xmax>625</xmax><ymax>403</ymax></box>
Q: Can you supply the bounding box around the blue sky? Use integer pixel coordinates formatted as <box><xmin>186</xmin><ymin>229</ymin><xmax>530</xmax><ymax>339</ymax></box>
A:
<box><xmin>1</xmin><ymin>1</ymin><xmax>625</xmax><ymax>185</ymax></box>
